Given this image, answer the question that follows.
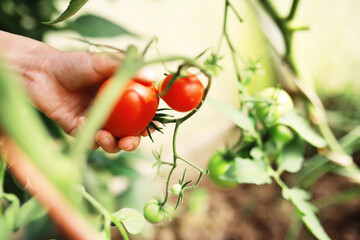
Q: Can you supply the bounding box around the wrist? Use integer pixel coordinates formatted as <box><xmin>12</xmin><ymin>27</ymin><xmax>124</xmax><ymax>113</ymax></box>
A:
<box><xmin>0</xmin><ymin>31</ymin><xmax>59</xmax><ymax>77</ymax></box>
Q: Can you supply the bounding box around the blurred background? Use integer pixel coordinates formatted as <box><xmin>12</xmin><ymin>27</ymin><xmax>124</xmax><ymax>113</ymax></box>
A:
<box><xmin>1</xmin><ymin>0</ymin><xmax>359</xmax><ymax>239</ymax></box>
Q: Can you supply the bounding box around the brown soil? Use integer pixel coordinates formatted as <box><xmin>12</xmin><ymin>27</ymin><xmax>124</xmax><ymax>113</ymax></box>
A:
<box><xmin>133</xmin><ymin>173</ymin><xmax>360</xmax><ymax>240</ymax></box>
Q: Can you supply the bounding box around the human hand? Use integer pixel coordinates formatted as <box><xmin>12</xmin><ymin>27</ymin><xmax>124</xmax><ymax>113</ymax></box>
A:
<box><xmin>0</xmin><ymin>31</ymin><xmax>157</xmax><ymax>153</ymax></box>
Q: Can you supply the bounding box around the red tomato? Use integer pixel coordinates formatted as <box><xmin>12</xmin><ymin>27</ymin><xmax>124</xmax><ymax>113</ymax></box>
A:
<box><xmin>158</xmin><ymin>73</ymin><xmax>204</xmax><ymax>112</ymax></box>
<box><xmin>98</xmin><ymin>78</ymin><xmax>159</xmax><ymax>138</ymax></box>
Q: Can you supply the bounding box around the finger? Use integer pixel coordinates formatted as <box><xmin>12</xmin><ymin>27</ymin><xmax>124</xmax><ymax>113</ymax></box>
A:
<box><xmin>69</xmin><ymin>116</ymin><xmax>87</xmax><ymax>136</ymax></box>
<box><xmin>118</xmin><ymin>135</ymin><xmax>141</xmax><ymax>152</ymax></box>
<box><xmin>91</xmin><ymin>142</ymin><xmax>100</xmax><ymax>150</ymax></box>
<box><xmin>55</xmin><ymin>51</ymin><xmax>123</xmax><ymax>91</ymax></box>
<box><xmin>140</xmin><ymin>126</ymin><xmax>156</xmax><ymax>137</ymax></box>
<box><xmin>95</xmin><ymin>130</ymin><xmax>120</xmax><ymax>153</ymax></box>
<box><xmin>140</xmin><ymin>121</ymin><xmax>160</xmax><ymax>137</ymax></box>
<box><xmin>134</xmin><ymin>66</ymin><xmax>157</xmax><ymax>83</ymax></box>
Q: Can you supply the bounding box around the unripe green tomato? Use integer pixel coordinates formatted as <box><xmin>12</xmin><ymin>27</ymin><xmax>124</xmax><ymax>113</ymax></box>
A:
<box><xmin>256</xmin><ymin>87</ymin><xmax>293</xmax><ymax>123</ymax></box>
<box><xmin>143</xmin><ymin>200</ymin><xmax>165</xmax><ymax>224</ymax></box>
<box><xmin>208</xmin><ymin>151</ymin><xmax>237</xmax><ymax>189</ymax></box>
<box><xmin>170</xmin><ymin>184</ymin><xmax>182</xmax><ymax>196</ymax></box>
<box><xmin>270</xmin><ymin>125</ymin><xmax>294</xmax><ymax>146</ymax></box>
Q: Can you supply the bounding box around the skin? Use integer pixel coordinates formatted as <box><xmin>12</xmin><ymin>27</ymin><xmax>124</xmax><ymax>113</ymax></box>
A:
<box><xmin>0</xmin><ymin>30</ymin><xmax>157</xmax><ymax>153</ymax></box>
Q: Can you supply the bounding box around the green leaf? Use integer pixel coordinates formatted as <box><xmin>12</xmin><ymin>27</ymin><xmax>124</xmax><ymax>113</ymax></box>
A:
<box><xmin>221</xmin><ymin>158</ymin><xmax>272</xmax><ymax>185</ymax></box>
<box><xmin>332</xmin><ymin>165</ymin><xmax>360</xmax><ymax>184</ymax></box>
<box><xmin>340</xmin><ymin>125</ymin><xmax>360</xmax><ymax>154</ymax></box>
<box><xmin>207</xmin><ymin>98</ymin><xmax>256</xmax><ymax>136</ymax></box>
<box><xmin>0</xmin><ymin>194</ymin><xmax>20</xmax><ymax>238</ymax></box>
<box><xmin>112</xmin><ymin>208</ymin><xmax>145</xmax><ymax>235</ymax></box>
<box><xmin>278</xmin><ymin>110</ymin><xmax>327</xmax><ymax>148</ymax></box>
<box><xmin>285</xmin><ymin>188</ymin><xmax>330</xmax><ymax>240</ymax></box>
<box><xmin>302</xmin><ymin>214</ymin><xmax>331</xmax><ymax>240</ymax></box>
<box><xmin>66</xmin><ymin>14</ymin><xmax>137</xmax><ymax>38</ymax></box>
<box><xmin>44</xmin><ymin>0</ymin><xmax>88</xmax><ymax>25</ymax></box>
<box><xmin>15</xmin><ymin>197</ymin><xmax>47</xmax><ymax>229</ymax></box>
<box><xmin>277</xmin><ymin>136</ymin><xmax>305</xmax><ymax>173</ymax></box>
<box><xmin>287</xmin><ymin>188</ymin><xmax>317</xmax><ymax>215</ymax></box>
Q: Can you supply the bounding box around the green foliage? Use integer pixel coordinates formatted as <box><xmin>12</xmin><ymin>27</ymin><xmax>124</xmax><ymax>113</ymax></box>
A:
<box><xmin>283</xmin><ymin>188</ymin><xmax>330</xmax><ymax>240</ymax></box>
<box><xmin>276</xmin><ymin>135</ymin><xmax>305</xmax><ymax>174</ymax></box>
<box><xmin>221</xmin><ymin>158</ymin><xmax>272</xmax><ymax>185</ymax></box>
<box><xmin>0</xmin><ymin>194</ymin><xmax>20</xmax><ymax>239</ymax></box>
<box><xmin>112</xmin><ymin>208</ymin><xmax>145</xmax><ymax>235</ymax></box>
<box><xmin>66</xmin><ymin>14</ymin><xmax>137</xmax><ymax>38</ymax></box>
<box><xmin>278</xmin><ymin>110</ymin><xmax>327</xmax><ymax>148</ymax></box>
<box><xmin>0</xmin><ymin>0</ymin><xmax>57</xmax><ymax>40</ymax></box>
<box><xmin>207</xmin><ymin>98</ymin><xmax>257</xmax><ymax>136</ymax></box>
<box><xmin>15</xmin><ymin>198</ymin><xmax>47</xmax><ymax>229</ymax></box>
<box><xmin>44</xmin><ymin>0</ymin><xmax>89</xmax><ymax>25</ymax></box>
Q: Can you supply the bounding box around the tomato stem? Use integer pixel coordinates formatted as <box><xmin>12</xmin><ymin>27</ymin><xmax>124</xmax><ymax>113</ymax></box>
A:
<box><xmin>79</xmin><ymin>185</ymin><xmax>129</xmax><ymax>240</ymax></box>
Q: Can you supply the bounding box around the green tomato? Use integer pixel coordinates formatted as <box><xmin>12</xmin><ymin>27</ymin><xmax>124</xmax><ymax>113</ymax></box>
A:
<box><xmin>270</xmin><ymin>125</ymin><xmax>294</xmax><ymax>146</ymax></box>
<box><xmin>143</xmin><ymin>200</ymin><xmax>165</xmax><ymax>224</ymax></box>
<box><xmin>170</xmin><ymin>184</ymin><xmax>182</xmax><ymax>196</ymax></box>
<box><xmin>256</xmin><ymin>87</ymin><xmax>293</xmax><ymax>123</ymax></box>
<box><xmin>208</xmin><ymin>151</ymin><xmax>237</xmax><ymax>188</ymax></box>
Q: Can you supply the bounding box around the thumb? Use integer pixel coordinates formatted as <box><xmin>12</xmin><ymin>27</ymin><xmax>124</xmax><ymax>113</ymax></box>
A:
<box><xmin>55</xmin><ymin>51</ymin><xmax>123</xmax><ymax>91</ymax></box>
<box><xmin>133</xmin><ymin>66</ymin><xmax>158</xmax><ymax>84</ymax></box>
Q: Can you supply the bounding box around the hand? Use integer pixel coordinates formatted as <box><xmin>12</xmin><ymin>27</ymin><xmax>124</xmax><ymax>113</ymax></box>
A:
<box><xmin>0</xmin><ymin>31</ymin><xmax>156</xmax><ymax>153</ymax></box>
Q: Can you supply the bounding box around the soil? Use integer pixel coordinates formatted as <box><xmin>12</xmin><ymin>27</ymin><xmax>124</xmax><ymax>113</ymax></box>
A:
<box><xmin>133</xmin><ymin>173</ymin><xmax>360</xmax><ymax>240</ymax></box>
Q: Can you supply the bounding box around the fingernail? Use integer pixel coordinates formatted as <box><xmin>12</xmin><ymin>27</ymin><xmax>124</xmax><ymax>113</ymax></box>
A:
<box><xmin>99</xmin><ymin>135</ymin><xmax>112</xmax><ymax>147</ymax></box>
<box><xmin>123</xmin><ymin>143</ymin><xmax>135</xmax><ymax>151</ymax></box>
<box><xmin>121</xmin><ymin>138</ymin><xmax>135</xmax><ymax>151</ymax></box>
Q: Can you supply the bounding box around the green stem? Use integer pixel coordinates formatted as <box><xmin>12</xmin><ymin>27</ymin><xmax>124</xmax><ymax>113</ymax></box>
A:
<box><xmin>110</xmin><ymin>216</ymin><xmax>129</xmax><ymax>240</ymax></box>
<box><xmin>285</xmin><ymin>0</ymin><xmax>301</xmax><ymax>21</ymax></box>
<box><xmin>178</xmin><ymin>157</ymin><xmax>204</xmax><ymax>173</ymax></box>
<box><xmin>161</xmin><ymin>165</ymin><xmax>177</xmax><ymax>206</ymax></box>
<box><xmin>227</xmin><ymin>1</ymin><xmax>244</xmax><ymax>22</ymax></box>
<box><xmin>79</xmin><ymin>186</ymin><xmax>129</xmax><ymax>240</ymax></box>
<box><xmin>268</xmin><ymin>165</ymin><xmax>289</xmax><ymax>191</ymax></box>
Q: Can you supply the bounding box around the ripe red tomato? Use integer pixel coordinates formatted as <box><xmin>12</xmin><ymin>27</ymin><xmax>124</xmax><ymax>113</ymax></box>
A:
<box><xmin>98</xmin><ymin>78</ymin><xmax>159</xmax><ymax>138</ymax></box>
<box><xmin>158</xmin><ymin>73</ymin><xmax>204</xmax><ymax>112</ymax></box>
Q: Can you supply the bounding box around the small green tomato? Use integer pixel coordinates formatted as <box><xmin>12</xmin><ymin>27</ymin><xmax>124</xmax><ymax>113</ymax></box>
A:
<box><xmin>270</xmin><ymin>125</ymin><xmax>294</xmax><ymax>146</ymax></box>
<box><xmin>256</xmin><ymin>87</ymin><xmax>293</xmax><ymax>123</ymax></box>
<box><xmin>170</xmin><ymin>184</ymin><xmax>182</xmax><ymax>196</ymax></box>
<box><xmin>143</xmin><ymin>199</ymin><xmax>165</xmax><ymax>224</ymax></box>
<box><xmin>208</xmin><ymin>151</ymin><xmax>237</xmax><ymax>189</ymax></box>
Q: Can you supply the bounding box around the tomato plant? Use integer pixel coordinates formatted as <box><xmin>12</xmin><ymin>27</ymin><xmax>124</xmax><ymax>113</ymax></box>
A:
<box><xmin>98</xmin><ymin>78</ymin><xmax>159</xmax><ymax>138</ymax></box>
<box><xmin>158</xmin><ymin>73</ymin><xmax>204</xmax><ymax>112</ymax></box>
<box><xmin>208</xmin><ymin>151</ymin><xmax>237</xmax><ymax>188</ymax></box>
<box><xmin>143</xmin><ymin>199</ymin><xmax>165</xmax><ymax>224</ymax></box>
